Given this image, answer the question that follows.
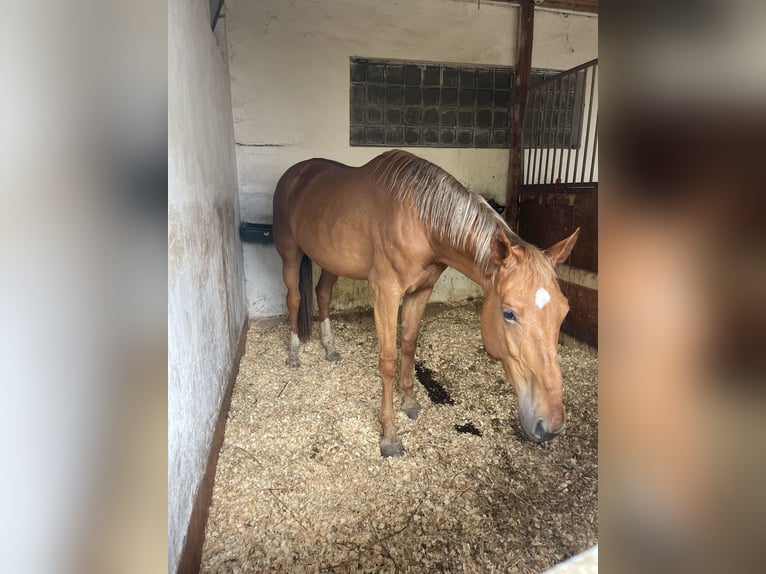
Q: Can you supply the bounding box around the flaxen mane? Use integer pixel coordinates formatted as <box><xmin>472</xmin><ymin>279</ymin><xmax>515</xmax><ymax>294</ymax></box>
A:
<box><xmin>371</xmin><ymin>150</ymin><xmax>553</xmax><ymax>277</ymax></box>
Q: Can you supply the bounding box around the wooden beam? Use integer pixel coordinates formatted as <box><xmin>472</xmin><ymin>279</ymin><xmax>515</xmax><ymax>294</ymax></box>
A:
<box><xmin>559</xmin><ymin>279</ymin><xmax>598</xmax><ymax>347</ymax></box>
<box><xmin>537</xmin><ymin>0</ymin><xmax>597</xmax><ymax>14</ymax></box>
<box><xmin>492</xmin><ymin>0</ymin><xmax>598</xmax><ymax>15</ymax></box>
<box><xmin>505</xmin><ymin>0</ymin><xmax>534</xmax><ymax>229</ymax></box>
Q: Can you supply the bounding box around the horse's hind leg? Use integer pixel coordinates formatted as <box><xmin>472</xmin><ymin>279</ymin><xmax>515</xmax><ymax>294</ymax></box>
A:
<box><xmin>316</xmin><ymin>269</ymin><xmax>341</xmax><ymax>362</ymax></box>
<box><xmin>399</xmin><ymin>287</ymin><xmax>433</xmax><ymax>419</ymax></box>
<box><xmin>280</xmin><ymin>249</ymin><xmax>304</xmax><ymax>368</ymax></box>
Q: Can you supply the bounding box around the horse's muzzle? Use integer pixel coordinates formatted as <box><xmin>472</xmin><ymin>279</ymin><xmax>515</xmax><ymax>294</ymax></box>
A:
<box><xmin>528</xmin><ymin>416</ymin><xmax>566</xmax><ymax>443</ymax></box>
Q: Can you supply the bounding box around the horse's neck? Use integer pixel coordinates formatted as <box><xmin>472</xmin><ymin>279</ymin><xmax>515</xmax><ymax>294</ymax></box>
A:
<box><xmin>432</xmin><ymin>240</ymin><xmax>493</xmax><ymax>293</ymax></box>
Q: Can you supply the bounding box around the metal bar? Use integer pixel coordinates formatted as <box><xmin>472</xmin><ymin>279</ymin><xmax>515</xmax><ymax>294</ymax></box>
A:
<box><xmin>552</xmin><ymin>76</ymin><xmax>565</xmax><ymax>182</ymax></box>
<box><xmin>528</xmin><ymin>86</ymin><xmax>541</xmax><ymax>184</ymax></box>
<box><xmin>565</xmin><ymin>69</ymin><xmax>582</xmax><ymax>184</ymax></box>
<box><xmin>542</xmin><ymin>83</ymin><xmax>557</xmax><ymax>183</ymax></box>
<box><xmin>534</xmin><ymin>84</ymin><xmax>551</xmax><ymax>184</ymax></box>
<box><xmin>521</xmin><ymin>94</ymin><xmax>534</xmax><ymax>185</ymax></box>
<box><xmin>521</xmin><ymin>60</ymin><xmax>598</xmax><ymax>186</ymax></box>
<box><xmin>542</xmin><ymin>84</ymin><xmax>556</xmax><ymax>183</ymax></box>
<box><xmin>550</xmin><ymin>76</ymin><xmax>565</xmax><ymax>184</ymax></box>
<box><xmin>530</xmin><ymin>85</ymin><xmax>542</xmax><ymax>184</ymax></box>
<box><xmin>529</xmin><ymin>58</ymin><xmax>598</xmax><ymax>90</ymax></box>
<box><xmin>589</xmin><ymin>114</ymin><xmax>598</xmax><ymax>183</ymax></box>
<box><xmin>528</xmin><ymin>94</ymin><xmax>536</xmax><ymax>185</ymax></box>
<box><xmin>530</xmin><ymin>84</ymin><xmax>542</xmax><ymax>183</ymax></box>
<box><xmin>520</xmin><ymin>86</ymin><xmax>529</xmax><ymax>184</ymax></box>
<box><xmin>571</xmin><ymin>69</ymin><xmax>586</xmax><ymax>183</ymax></box>
<box><xmin>539</xmin><ymin>85</ymin><xmax>548</xmax><ymax>184</ymax></box>
<box><xmin>557</xmin><ymin>72</ymin><xmax>571</xmax><ymax>183</ymax></box>
<box><xmin>523</xmin><ymin>87</ymin><xmax>537</xmax><ymax>185</ymax></box>
<box><xmin>518</xmin><ymin>182</ymin><xmax>597</xmax><ymax>192</ymax></box>
<box><xmin>580</xmin><ymin>64</ymin><xmax>597</xmax><ymax>183</ymax></box>
<box><xmin>536</xmin><ymin>85</ymin><xmax>548</xmax><ymax>184</ymax></box>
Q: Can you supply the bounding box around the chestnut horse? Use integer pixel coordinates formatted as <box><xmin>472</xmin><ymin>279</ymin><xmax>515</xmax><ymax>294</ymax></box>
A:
<box><xmin>273</xmin><ymin>150</ymin><xmax>579</xmax><ymax>457</ymax></box>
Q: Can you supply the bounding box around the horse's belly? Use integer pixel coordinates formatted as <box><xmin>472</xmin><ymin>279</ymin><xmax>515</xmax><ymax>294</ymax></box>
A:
<box><xmin>296</xmin><ymin>226</ymin><xmax>373</xmax><ymax>280</ymax></box>
<box><xmin>307</xmin><ymin>249</ymin><xmax>371</xmax><ymax>280</ymax></box>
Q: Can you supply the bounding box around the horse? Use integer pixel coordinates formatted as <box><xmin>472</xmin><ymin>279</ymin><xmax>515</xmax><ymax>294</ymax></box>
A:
<box><xmin>273</xmin><ymin>150</ymin><xmax>579</xmax><ymax>457</ymax></box>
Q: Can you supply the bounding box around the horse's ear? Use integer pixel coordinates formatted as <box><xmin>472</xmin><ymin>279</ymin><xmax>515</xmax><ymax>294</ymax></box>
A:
<box><xmin>491</xmin><ymin>228</ymin><xmax>519</xmax><ymax>269</ymax></box>
<box><xmin>544</xmin><ymin>228</ymin><xmax>580</xmax><ymax>267</ymax></box>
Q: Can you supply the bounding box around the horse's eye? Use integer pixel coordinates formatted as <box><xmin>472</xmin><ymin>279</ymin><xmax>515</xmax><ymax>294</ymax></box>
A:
<box><xmin>502</xmin><ymin>309</ymin><xmax>518</xmax><ymax>323</ymax></box>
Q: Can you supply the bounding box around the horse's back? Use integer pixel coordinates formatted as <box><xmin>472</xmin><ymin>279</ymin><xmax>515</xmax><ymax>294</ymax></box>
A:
<box><xmin>274</xmin><ymin>158</ymin><xmax>341</xmax><ymax>208</ymax></box>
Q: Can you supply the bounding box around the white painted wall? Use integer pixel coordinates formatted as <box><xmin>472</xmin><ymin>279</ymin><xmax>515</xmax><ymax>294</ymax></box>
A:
<box><xmin>532</xmin><ymin>8</ymin><xmax>599</xmax><ymax>69</ymax></box>
<box><xmin>168</xmin><ymin>0</ymin><xmax>246</xmax><ymax>572</ymax></box>
<box><xmin>517</xmin><ymin>9</ymin><xmax>601</xmax><ymax>188</ymax></box>
<box><xmin>227</xmin><ymin>0</ymin><xmax>597</xmax><ymax>316</ymax></box>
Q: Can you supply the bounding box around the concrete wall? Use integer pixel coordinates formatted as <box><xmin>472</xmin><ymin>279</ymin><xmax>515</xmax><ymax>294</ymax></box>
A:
<box><xmin>227</xmin><ymin>0</ymin><xmax>597</xmax><ymax>317</ymax></box>
<box><xmin>168</xmin><ymin>0</ymin><xmax>246</xmax><ymax>571</ymax></box>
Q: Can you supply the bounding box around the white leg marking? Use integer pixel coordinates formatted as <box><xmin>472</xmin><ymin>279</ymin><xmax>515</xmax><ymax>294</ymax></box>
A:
<box><xmin>286</xmin><ymin>331</ymin><xmax>301</xmax><ymax>367</ymax></box>
<box><xmin>535</xmin><ymin>287</ymin><xmax>551</xmax><ymax>309</ymax></box>
<box><xmin>320</xmin><ymin>318</ymin><xmax>334</xmax><ymax>348</ymax></box>
<box><xmin>320</xmin><ymin>318</ymin><xmax>341</xmax><ymax>361</ymax></box>
<box><xmin>289</xmin><ymin>332</ymin><xmax>301</xmax><ymax>353</ymax></box>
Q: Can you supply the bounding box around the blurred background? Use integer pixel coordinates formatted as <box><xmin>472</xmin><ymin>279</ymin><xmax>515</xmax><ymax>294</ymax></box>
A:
<box><xmin>0</xmin><ymin>1</ymin><xmax>166</xmax><ymax>573</ymax></box>
<box><xmin>600</xmin><ymin>0</ymin><xmax>766</xmax><ymax>572</ymax></box>
<box><xmin>0</xmin><ymin>0</ymin><xmax>763</xmax><ymax>572</ymax></box>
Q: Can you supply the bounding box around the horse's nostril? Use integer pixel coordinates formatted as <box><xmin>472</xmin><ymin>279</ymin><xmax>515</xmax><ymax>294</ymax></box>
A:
<box><xmin>532</xmin><ymin>418</ymin><xmax>562</xmax><ymax>442</ymax></box>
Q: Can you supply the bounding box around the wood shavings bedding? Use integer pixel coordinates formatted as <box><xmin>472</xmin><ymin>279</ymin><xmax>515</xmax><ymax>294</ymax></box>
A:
<box><xmin>201</xmin><ymin>302</ymin><xmax>597</xmax><ymax>573</ymax></box>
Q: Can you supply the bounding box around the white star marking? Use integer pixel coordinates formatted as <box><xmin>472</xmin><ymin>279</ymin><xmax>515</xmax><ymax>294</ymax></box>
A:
<box><xmin>535</xmin><ymin>288</ymin><xmax>551</xmax><ymax>309</ymax></box>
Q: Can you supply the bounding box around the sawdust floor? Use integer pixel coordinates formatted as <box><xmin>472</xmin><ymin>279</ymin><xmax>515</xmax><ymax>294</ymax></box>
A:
<box><xmin>200</xmin><ymin>302</ymin><xmax>598</xmax><ymax>573</ymax></box>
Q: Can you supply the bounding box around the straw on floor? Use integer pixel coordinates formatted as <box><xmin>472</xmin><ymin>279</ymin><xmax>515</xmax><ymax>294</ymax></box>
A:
<box><xmin>201</xmin><ymin>302</ymin><xmax>598</xmax><ymax>573</ymax></box>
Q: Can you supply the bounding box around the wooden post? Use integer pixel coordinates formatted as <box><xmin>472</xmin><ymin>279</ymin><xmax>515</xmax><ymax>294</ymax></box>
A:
<box><xmin>505</xmin><ymin>0</ymin><xmax>534</xmax><ymax>230</ymax></box>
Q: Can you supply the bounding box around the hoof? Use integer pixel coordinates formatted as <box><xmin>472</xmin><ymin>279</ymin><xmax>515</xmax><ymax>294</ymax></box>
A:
<box><xmin>380</xmin><ymin>439</ymin><xmax>404</xmax><ymax>458</ymax></box>
<box><xmin>325</xmin><ymin>350</ymin><xmax>342</xmax><ymax>362</ymax></box>
<box><xmin>402</xmin><ymin>402</ymin><xmax>421</xmax><ymax>420</ymax></box>
<box><xmin>286</xmin><ymin>356</ymin><xmax>301</xmax><ymax>368</ymax></box>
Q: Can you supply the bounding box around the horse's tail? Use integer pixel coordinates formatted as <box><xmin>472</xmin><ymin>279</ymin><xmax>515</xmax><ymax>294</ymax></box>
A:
<box><xmin>297</xmin><ymin>254</ymin><xmax>313</xmax><ymax>342</ymax></box>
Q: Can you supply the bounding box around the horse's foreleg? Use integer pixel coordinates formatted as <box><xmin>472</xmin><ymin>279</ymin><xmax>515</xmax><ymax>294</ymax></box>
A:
<box><xmin>399</xmin><ymin>287</ymin><xmax>433</xmax><ymax>420</ymax></box>
<box><xmin>372</xmin><ymin>285</ymin><xmax>404</xmax><ymax>457</ymax></box>
<box><xmin>316</xmin><ymin>269</ymin><xmax>341</xmax><ymax>362</ymax></box>
<box><xmin>282</xmin><ymin>255</ymin><xmax>303</xmax><ymax>368</ymax></box>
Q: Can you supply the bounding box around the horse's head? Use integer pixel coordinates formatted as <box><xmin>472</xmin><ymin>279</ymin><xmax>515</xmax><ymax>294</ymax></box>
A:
<box><xmin>481</xmin><ymin>228</ymin><xmax>580</xmax><ymax>442</ymax></box>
